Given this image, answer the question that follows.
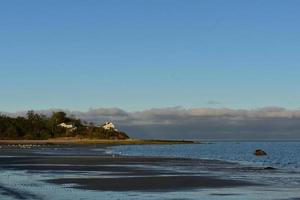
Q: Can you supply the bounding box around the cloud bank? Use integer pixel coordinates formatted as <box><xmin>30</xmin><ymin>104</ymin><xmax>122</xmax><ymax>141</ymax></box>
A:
<box><xmin>2</xmin><ymin>107</ymin><xmax>300</xmax><ymax>140</ymax></box>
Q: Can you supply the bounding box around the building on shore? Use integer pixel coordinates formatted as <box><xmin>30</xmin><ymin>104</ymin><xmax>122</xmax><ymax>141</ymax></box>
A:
<box><xmin>58</xmin><ymin>123</ymin><xmax>77</xmax><ymax>132</ymax></box>
<box><xmin>101</xmin><ymin>122</ymin><xmax>118</xmax><ymax>131</ymax></box>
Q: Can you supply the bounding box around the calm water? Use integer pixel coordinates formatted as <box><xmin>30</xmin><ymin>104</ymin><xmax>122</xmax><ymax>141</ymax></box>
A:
<box><xmin>107</xmin><ymin>142</ymin><xmax>300</xmax><ymax>170</ymax></box>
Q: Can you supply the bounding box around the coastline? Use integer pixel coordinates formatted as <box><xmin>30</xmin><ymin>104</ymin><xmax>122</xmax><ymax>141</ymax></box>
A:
<box><xmin>0</xmin><ymin>138</ymin><xmax>196</xmax><ymax>145</ymax></box>
<box><xmin>0</xmin><ymin>145</ymin><xmax>257</xmax><ymax>197</ymax></box>
<box><xmin>0</xmin><ymin>144</ymin><xmax>299</xmax><ymax>199</ymax></box>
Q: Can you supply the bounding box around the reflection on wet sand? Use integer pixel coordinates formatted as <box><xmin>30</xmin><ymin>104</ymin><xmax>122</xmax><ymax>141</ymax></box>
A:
<box><xmin>0</xmin><ymin>145</ymin><xmax>299</xmax><ymax>200</ymax></box>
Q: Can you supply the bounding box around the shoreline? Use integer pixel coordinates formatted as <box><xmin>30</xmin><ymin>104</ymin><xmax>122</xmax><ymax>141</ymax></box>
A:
<box><xmin>0</xmin><ymin>148</ymin><xmax>258</xmax><ymax>194</ymax></box>
<box><xmin>1</xmin><ymin>144</ymin><xmax>299</xmax><ymax>199</ymax></box>
<box><xmin>0</xmin><ymin>138</ymin><xmax>196</xmax><ymax>145</ymax></box>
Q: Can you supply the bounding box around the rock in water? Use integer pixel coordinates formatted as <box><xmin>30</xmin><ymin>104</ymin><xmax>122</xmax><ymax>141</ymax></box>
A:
<box><xmin>264</xmin><ymin>167</ymin><xmax>276</xmax><ymax>170</ymax></box>
<box><xmin>254</xmin><ymin>149</ymin><xmax>267</xmax><ymax>156</ymax></box>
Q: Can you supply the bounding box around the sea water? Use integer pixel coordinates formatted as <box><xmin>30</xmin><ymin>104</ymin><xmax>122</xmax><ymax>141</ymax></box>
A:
<box><xmin>107</xmin><ymin>142</ymin><xmax>300</xmax><ymax>171</ymax></box>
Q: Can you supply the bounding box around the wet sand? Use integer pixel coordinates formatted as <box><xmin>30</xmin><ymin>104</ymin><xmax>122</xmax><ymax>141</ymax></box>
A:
<box><xmin>0</xmin><ymin>185</ymin><xmax>39</xmax><ymax>200</ymax></box>
<box><xmin>1</xmin><ymin>145</ymin><xmax>300</xmax><ymax>200</ymax></box>
<box><xmin>0</xmin><ymin>145</ymin><xmax>258</xmax><ymax>195</ymax></box>
<box><xmin>48</xmin><ymin>176</ymin><xmax>253</xmax><ymax>192</ymax></box>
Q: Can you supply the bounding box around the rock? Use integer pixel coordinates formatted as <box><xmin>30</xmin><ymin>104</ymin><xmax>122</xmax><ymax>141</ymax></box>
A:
<box><xmin>264</xmin><ymin>167</ymin><xmax>276</xmax><ymax>170</ymax></box>
<box><xmin>254</xmin><ymin>149</ymin><xmax>267</xmax><ymax>156</ymax></box>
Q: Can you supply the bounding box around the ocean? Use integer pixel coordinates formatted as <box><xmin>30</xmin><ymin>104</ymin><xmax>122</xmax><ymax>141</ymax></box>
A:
<box><xmin>106</xmin><ymin>141</ymin><xmax>300</xmax><ymax>170</ymax></box>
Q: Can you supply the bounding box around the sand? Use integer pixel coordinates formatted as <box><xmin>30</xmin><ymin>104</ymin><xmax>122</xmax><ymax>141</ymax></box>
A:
<box><xmin>0</xmin><ymin>146</ymin><xmax>257</xmax><ymax>194</ymax></box>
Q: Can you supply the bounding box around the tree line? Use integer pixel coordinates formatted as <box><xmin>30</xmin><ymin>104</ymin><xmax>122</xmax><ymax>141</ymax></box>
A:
<box><xmin>0</xmin><ymin>111</ymin><xmax>129</xmax><ymax>140</ymax></box>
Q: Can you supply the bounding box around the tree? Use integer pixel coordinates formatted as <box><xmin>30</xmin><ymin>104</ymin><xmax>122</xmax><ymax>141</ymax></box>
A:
<box><xmin>51</xmin><ymin>112</ymin><xmax>67</xmax><ymax>124</ymax></box>
<box><xmin>0</xmin><ymin>111</ymin><xmax>129</xmax><ymax>140</ymax></box>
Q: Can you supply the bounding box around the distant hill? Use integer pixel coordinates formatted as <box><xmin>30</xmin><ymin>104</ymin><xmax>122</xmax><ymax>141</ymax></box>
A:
<box><xmin>0</xmin><ymin>111</ymin><xmax>129</xmax><ymax>140</ymax></box>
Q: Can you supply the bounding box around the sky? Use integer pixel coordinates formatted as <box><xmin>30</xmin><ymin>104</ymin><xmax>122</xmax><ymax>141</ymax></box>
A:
<box><xmin>0</xmin><ymin>1</ymin><xmax>300</xmax><ymax>139</ymax></box>
<box><xmin>0</xmin><ymin>0</ymin><xmax>300</xmax><ymax>112</ymax></box>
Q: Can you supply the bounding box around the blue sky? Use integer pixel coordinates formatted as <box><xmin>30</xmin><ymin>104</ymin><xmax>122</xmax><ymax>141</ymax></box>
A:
<box><xmin>1</xmin><ymin>0</ymin><xmax>300</xmax><ymax>112</ymax></box>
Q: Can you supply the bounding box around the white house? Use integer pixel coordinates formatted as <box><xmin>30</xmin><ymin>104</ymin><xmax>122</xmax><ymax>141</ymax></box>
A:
<box><xmin>58</xmin><ymin>123</ymin><xmax>77</xmax><ymax>132</ymax></box>
<box><xmin>58</xmin><ymin>123</ymin><xmax>74</xmax><ymax>129</ymax></box>
<box><xmin>101</xmin><ymin>122</ymin><xmax>118</xmax><ymax>131</ymax></box>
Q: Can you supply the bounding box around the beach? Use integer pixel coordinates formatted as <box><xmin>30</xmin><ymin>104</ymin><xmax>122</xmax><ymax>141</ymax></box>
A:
<box><xmin>0</xmin><ymin>143</ymin><xmax>299</xmax><ymax>199</ymax></box>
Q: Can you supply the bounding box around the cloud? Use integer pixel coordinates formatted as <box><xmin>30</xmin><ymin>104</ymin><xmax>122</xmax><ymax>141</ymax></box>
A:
<box><xmin>2</xmin><ymin>107</ymin><xmax>300</xmax><ymax>140</ymax></box>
